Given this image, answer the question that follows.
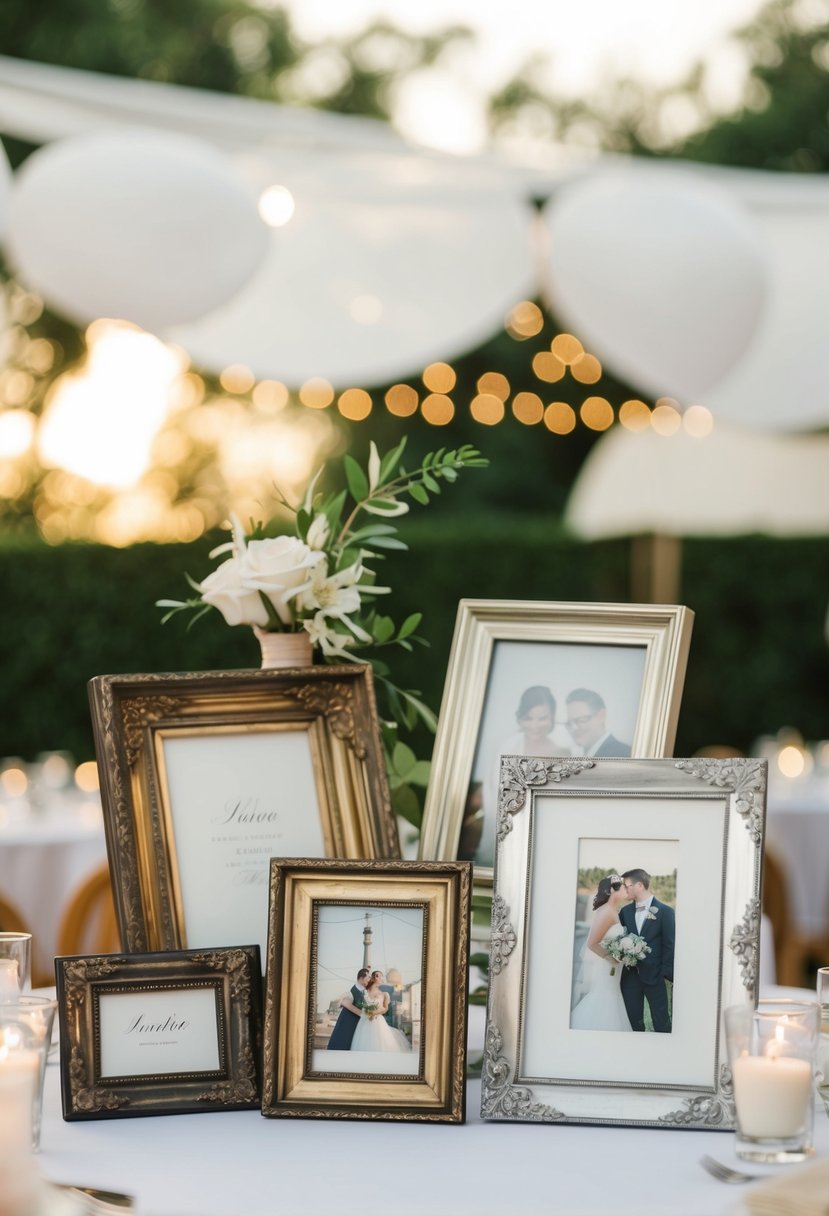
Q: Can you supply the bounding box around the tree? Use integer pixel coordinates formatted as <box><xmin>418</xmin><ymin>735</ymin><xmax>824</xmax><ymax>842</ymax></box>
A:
<box><xmin>487</xmin><ymin>0</ymin><xmax>829</xmax><ymax>171</ymax></box>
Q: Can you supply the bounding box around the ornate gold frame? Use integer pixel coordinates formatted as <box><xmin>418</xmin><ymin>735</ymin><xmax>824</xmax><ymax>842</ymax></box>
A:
<box><xmin>56</xmin><ymin>945</ymin><xmax>262</xmax><ymax>1119</ymax></box>
<box><xmin>262</xmin><ymin>859</ymin><xmax>471</xmax><ymax>1122</ymax></box>
<box><xmin>88</xmin><ymin>667</ymin><xmax>397</xmax><ymax>953</ymax></box>
<box><xmin>420</xmin><ymin>599</ymin><xmax>694</xmax><ymax>889</ymax></box>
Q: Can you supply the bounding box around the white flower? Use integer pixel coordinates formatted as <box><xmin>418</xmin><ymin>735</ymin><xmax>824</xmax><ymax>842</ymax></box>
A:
<box><xmin>199</xmin><ymin>557</ymin><xmax>270</xmax><ymax>628</ymax></box>
<box><xmin>303</xmin><ymin>613</ymin><xmax>361</xmax><ymax>661</ymax></box>
<box><xmin>291</xmin><ymin>561</ymin><xmax>380</xmax><ymax>642</ymax></box>
<box><xmin>306</xmin><ymin>514</ymin><xmax>330</xmax><ymax>551</ymax></box>
<box><xmin>619</xmin><ymin>935</ymin><xmax>636</xmax><ymax>952</ymax></box>
<box><xmin>240</xmin><ymin>535</ymin><xmax>323</xmax><ymax>626</ymax></box>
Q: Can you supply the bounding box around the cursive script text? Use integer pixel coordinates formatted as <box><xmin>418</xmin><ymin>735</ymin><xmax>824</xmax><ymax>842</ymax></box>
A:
<box><xmin>214</xmin><ymin>798</ymin><xmax>279</xmax><ymax>825</ymax></box>
<box><xmin>125</xmin><ymin>1013</ymin><xmax>190</xmax><ymax>1035</ymax></box>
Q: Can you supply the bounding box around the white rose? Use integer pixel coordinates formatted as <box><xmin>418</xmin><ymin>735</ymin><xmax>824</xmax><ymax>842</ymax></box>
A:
<box><xmin>199</xmin><ymin>557</ymin><xmax>269</xmax><ymax>627</ymax></box>
<box><xmin>241</xmin><ymin>536</ymin><xmax>322</xmax><ymax>625</ymax></box>
<box><xmin>620</xmin><ymin>936</ymin><xmax>635</xmax><ymax>952</ymax></box>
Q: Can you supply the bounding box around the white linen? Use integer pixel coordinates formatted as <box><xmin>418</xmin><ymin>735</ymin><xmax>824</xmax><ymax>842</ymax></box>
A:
<box><xmin>766</xmin><ymin>782</ymin><xmax>829</xmax><ymax>937</ymax></box>
<box><xmin>0</xmin><ymin>803</ymin><xmax>107</xmax><ymax>981</ymax></box>
<box><xmin>36</xmin><ymin>986</ymin><xmax>827</xmax><ymax>1216</ymax></box>
<box><xmin>36</xmin><ymin>1063</ymin><xmax>829</xmax><ymax>1216</ymax></box>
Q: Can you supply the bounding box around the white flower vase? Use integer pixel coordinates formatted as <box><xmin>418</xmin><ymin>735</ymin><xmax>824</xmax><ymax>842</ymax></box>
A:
<box><xmin>253</xmin><ymin>627</ymin><xmax>313</xmax><ymax>669</ymax></box>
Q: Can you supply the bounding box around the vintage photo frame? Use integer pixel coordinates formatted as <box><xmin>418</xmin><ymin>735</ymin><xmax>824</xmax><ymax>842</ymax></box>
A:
<box><xmin>56</xmin><ymin>945</ymin><xmax>262</xmax><ymax>1119</ymax></box>
<box><xmin>482</xmin><ymin>755</ymin><xmax>765</xmax><ymax>1129</ymax></box>
<box><xmin>88</xmin><ymin>666</ymin><xmax>398</xmax><ymax>960</ymax></box>
<box><xmin>419</xmin><ymin>600</ymin><xmax>694</xmax><ymax>885</ymax></box>
<box><xmin>262</xmin><ymin>859</ymin><xmax>471</xmax><ymax>1122</ymax></box>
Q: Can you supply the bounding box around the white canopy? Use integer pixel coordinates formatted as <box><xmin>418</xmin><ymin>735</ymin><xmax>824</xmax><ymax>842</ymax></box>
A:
<box><xmin>0</xmin><ymin>54</ymin><xmax>828</xmax><ymax>424</ymax></box>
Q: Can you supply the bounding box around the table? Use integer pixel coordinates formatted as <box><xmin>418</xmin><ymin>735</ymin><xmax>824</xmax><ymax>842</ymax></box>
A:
<box><xmin>766</xmin><ymin>777</ymin><xmax>829</xmax><ymax>938</ymax></box>
<box><xmin>0</xmin><ymin>799</ymin><xmax>107</xmax><ymax>984</ymax></box>
<box><xmin>35</xmin><ymin>993</ymin><xmax>828</xmax><ymax>1216</ymax></box>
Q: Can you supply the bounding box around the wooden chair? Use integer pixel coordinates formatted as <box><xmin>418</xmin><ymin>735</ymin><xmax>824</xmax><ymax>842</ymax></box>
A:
<box><xmin>0</xmin><ymin>890</ymin><xmax>30</xmax><ymax>935</ymax></box>
<box><xmin>762</xmin><ymin>849</ymin><xmax>828</xmax><ymax>987</ymax></box>
<box><xmin>57</xmin><ymin>862</ymin><xmax>121</xmax><ymax>958</ymax></box>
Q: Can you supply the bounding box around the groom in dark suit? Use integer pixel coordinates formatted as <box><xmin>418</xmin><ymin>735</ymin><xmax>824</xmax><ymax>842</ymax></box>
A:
<box><xmin>327</xmin><ymin>967</ymin><xmax>370</xmax><ymax>1050</ymax></box>
<box><xmin>619</xmin><ymin>869</ymin><xmax>675</xmax><ymax>1033</ymax></box>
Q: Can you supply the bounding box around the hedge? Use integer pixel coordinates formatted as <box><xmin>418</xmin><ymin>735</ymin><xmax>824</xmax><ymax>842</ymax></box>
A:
<box><xmin>1</xmin><ymin>523</ymin><xmax>827</xmax><ymax>764</ymax></box>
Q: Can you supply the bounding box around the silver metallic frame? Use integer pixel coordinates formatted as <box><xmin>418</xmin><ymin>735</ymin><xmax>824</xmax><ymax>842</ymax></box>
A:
<box><xmin>482</xmin><ymin>755</ymin><xmax>765</xmax><ymax>1129</ymax></box>
<box><xmin>419</xmin><ymin>600</ymin><xmax>694</xmax><ymax>889</ymax></box>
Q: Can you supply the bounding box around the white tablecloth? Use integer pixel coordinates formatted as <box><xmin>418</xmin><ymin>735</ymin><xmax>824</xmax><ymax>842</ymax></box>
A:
<box><xmin>0</xmin><ymin>800</ymin><xmax>107</xmax><ymax>983</ymax></box>
<box><xmin>766</xmin><ymin>778</ymin><xmax>829</xmax><ymax>937</ymax></box>
<box><xmin>35</xmin><ymin>992</ymin><xmax>827</xmax><ymax>1216</ymax></box>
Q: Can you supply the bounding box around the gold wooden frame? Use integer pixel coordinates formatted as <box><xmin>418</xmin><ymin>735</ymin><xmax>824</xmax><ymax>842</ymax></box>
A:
<box><xmin>262</xmin><ymin>859</ymin><xmax>471</xmax><ymax>1122</ymax></box>
<box><xmin>88</xmin><ymin>667</ymin><xmax>398</xmax><ymax>954</ymax></box>
<box><xmin>419</xmin><ymin>600</ymin><xmax>694</xmax><ymax>889</ymax></box>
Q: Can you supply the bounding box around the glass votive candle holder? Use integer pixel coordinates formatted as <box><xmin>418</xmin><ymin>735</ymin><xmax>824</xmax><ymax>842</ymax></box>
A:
<box><xmin>725</xmin><ymin>999</ymin><xmax>820</xmax><ymax>1162</ymax></box>
<box><xmin>0</xmin><ymin>995</ymin><xmax>57</xmax><ymax>1151</ymax></box>
<box><xmin>817</xmin><ymin>967</ymin><xmax>829</xmax><ymax>1115</ymax></box>
<box><xmin>0</xmin><ymin>933</ymin><xmax>32</xmax><ymax>998</ymax></box>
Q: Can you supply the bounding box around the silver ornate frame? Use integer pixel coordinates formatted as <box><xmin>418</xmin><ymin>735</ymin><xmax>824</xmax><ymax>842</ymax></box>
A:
<box><xmin>482</xmin><ymin>755</ymin><xmax>766</xmax><ymax>1129</ymax></box>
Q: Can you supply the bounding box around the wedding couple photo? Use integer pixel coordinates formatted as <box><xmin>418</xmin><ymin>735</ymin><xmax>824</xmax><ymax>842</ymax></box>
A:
<box><xmin>569</xmin><ymin>838</ymin><xmax>677</xmax><ymax>1035</ymax></box>
<box><xmin>310</xmin><ymin>903</ymin><xmax>423</xmax><ymax>1077</ymax></box>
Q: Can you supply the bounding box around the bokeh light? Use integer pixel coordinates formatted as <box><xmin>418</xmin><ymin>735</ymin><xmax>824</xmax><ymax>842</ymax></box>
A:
<box><xmin>258</xmin><ymin>184</ymin><xmax>296</xmax><ymax>227</ymax></box>
<box><xmin>385</xmin><ymin>384</ymin><xmax>419</xmax><ymax>417</ymax></box>
<box><xmin>571</xmin><ymin>353</ymin><xmax>602</xmax><ymax>384</ymax></box>
<box><xmin>37</xmin><ymin>321</ymin><xmax>187</xmax><ymax>489</ymax></box>
<box><xmin>532</xmin><ymin>351</ymin><xmax>566</xmax><ymax>383</ymax></box>
<box><xmin>619</xmin><ymin>399</ymin><xmax>652</xmax><ymax>431</ymax></box>
<box><xmin>551</xmin><ymin>333</ymin><xmax>584</xmax><ymax>364</ymax></box>
<box><xmin>477</xmin><ymin>372</ymin><xmax>510</xmax><ymax>400</ymax></box>
<box><xmin>252</xmin><ymin>380</ymin><xmax>290</xmax><ymax>412</ymax></box>
<box><xmin>544</xmin><ymin>401</ymin><xmax>577</xmax><ymax>434</ymax></box>
<box><xmin>337</xmin><ymin>388</ymin><xmax>373</xmax><ymax>420</ymax></box>
<box><xmin>421</xmin><ymin>393</ymin><xmax>455</xmax><ymax>425</ymax></box>
<box><xmin>0</xmin><ymin>410</ymin><xmax>35</xmax><ymax>457</ymax></box>
<box><xmin>651</xmin><ymin>398</ymin><xmax>682</xmax><ymax>435</ymax></box>
<box><xmin>580</xmin><ymin>395</ymin><xmax>614</xmax><ymax>431</ymax></box>
<box><xmin>470</xmin><ymin>393</ymin><xmax>505</xmax><ymax>425</ymax></box>
<box><xmin>422</xmin><ymin>362</ymin><xmax>456</xmax><ymax>393</ymax></box>
<box><xmin>683</xmin><ymin>404</ymin><xmax>714</xmax><ymax>437</ymax></box>
<box><xmin>219</xmin><ymin>364</ymin><xmax>256</xmax><ymax>394</ymax></box>
<box><xmin>511</xmin><ymin>392</ymin><xmax>544</xmax><ymax>425</ymax></box>
<box><xmin>299</xmin><ymin>378</ymin><xmax>335</xmax><ymax>409</ymax></box>
<box><xmin>505</xmin><ymin>300</ymin><xmax>544</xmax><ymax>340</ymax></box>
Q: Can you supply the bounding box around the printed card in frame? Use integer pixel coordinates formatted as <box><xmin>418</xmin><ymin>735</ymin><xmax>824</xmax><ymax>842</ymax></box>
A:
<box><xmin>88</xmin><ymin>666</ymin><xmax>398</xmax><ymax>962</ymax></box>
<box><xmin>419</xmin><ymin>600</ymin><xmax>694</xmax><ymax>886</ymax></box>
<box><xmin>261</xmin><ymin>859</ymin><xmax>471</xmax><ymax>1122</ymax></box>
<box><xmin>482</xmin><ymin>755</ymin><xmax>765</xmax><ymax>1129</ymax></box>
<box><xmin>56</xmin><ymin>945</ymin><xmax>262</xmax><ymax>1119</ymax></box>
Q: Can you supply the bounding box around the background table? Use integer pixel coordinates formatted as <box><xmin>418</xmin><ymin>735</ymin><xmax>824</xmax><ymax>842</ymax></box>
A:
<box><xmin>766</xmin><ymin>776</ymin><xmax>829</xmax><ymax>938</ymax></box>
<box><xmin>0</xmin><ymin>800</ymin><xmax>107</xmax><ymax>983</ymax></box>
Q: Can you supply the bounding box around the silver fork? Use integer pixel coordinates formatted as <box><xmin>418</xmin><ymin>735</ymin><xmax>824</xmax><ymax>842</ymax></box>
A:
<box><xmin>700</xmin><ymin>1155</ymin><xmax>761</xmax><ymax>1184</ymax></box>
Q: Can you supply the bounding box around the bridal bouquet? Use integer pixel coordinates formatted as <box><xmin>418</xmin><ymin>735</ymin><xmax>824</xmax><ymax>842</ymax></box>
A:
<box><xmin>605</xmin><ymin>932</ymin><xmax>651</xmax><ymax>976</ymax></box>
<box><xmin>359</xmin><ymin>1001</ymin><xmax>381</xmax><ymax>1021</ymax></box>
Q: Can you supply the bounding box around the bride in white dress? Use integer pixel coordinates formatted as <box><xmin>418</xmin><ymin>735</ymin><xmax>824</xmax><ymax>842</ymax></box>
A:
<box><xmin>351</xmin><ymin>971</ymin><xmax>411</xmax><ymax>1053</ymax></box>
<box><xmin>570</xmin><ymin>875</ymin><xmax>633</xmax><ymax>1033</ymax></box>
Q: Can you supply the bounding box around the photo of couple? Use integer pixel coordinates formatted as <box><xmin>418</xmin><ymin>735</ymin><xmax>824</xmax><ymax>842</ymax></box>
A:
<box><xmin>311</xmin><ymin>904</ymin><xmax>423</xmax><ymax>1076</ymax></box>
<box><xmin>462</xmin><ymin>639</ymin><xmax>646</xmax><ymax>867</ymax></box>
<box><xmin>570</xmin><ymin>846</ymin><xmax>677</xmax><ymax>1035</ymax></box>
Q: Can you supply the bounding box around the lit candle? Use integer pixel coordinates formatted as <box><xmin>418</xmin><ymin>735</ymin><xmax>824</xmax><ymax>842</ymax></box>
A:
<box><xmin>732</xmin><ymin>1025</ymin><xmax>813</xmax><ymax>1138</ymax></box>
<box><xmin>0</xmin><ymin>1043</ymin><xmax>39</xmax><ymax>1216</ymax></box>
<box><xmin>0</xmin><ymin>960</ymin><xmax>19</xmax><ymax>1003</ymax></box>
